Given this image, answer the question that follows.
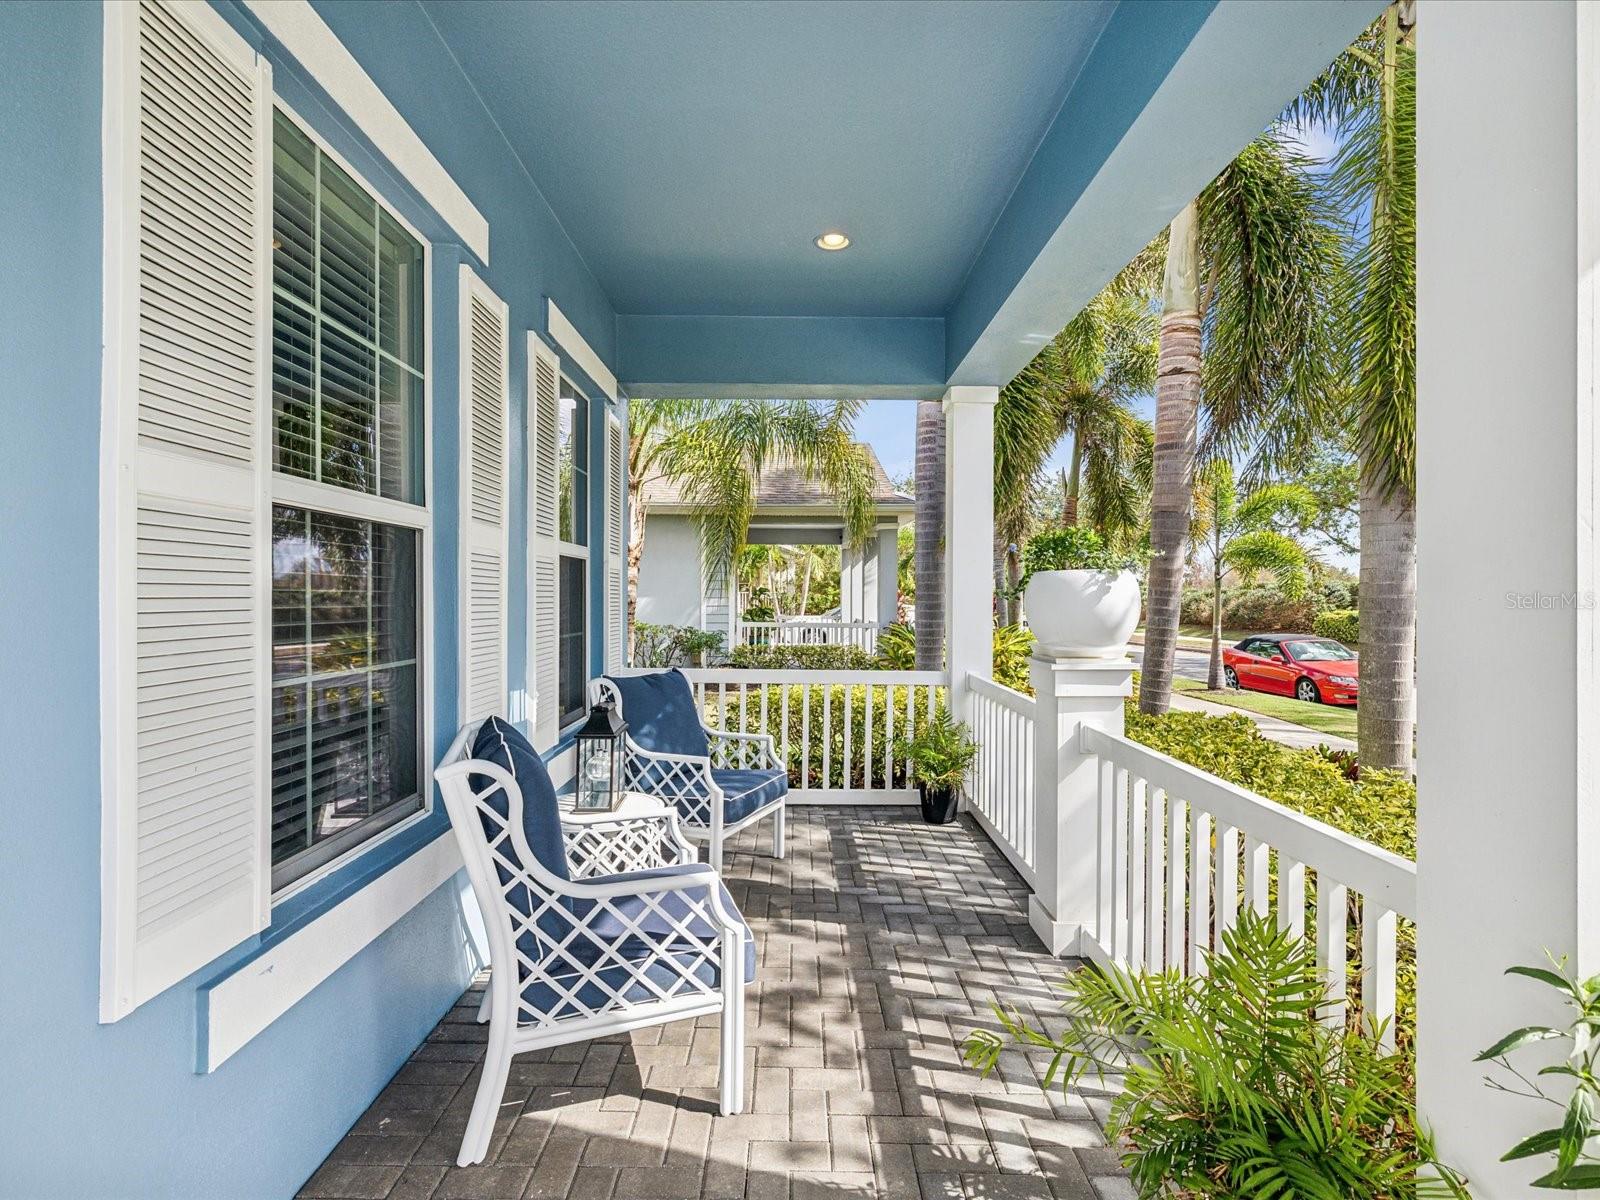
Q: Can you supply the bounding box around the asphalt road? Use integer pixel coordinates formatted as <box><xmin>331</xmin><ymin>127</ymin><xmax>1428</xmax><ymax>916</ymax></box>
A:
<box><xmin>1128</xmin><ymin>644</ymin><xmax>1213</xmax><ymax>684</ymax></box>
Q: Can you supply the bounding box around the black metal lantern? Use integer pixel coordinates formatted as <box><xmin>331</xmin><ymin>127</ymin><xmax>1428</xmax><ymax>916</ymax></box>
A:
<box><xmin>574</xmin><ymin>701</ymin><xmax>627</xmax><ymax>811</ymax></box>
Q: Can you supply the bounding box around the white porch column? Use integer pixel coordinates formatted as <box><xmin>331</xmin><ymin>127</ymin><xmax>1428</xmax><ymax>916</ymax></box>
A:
<box><xmin>1418</xmin><ymin>5</ymin><xmax>1599</xmax><ymax>1194</ymax></box>
<box><xmin>943</xmin><ymin>386</ymin><xmax>996</xmax><ymax>719</ymax></box>
<box><xmin>876</xmin><ymin>525</ymin><xmax>900</xmax><ymax>628</ymax></box>
<box><xmin>1028</xmin><ymin>653</ymin><xmax>1133</xmax><ymax>955</ymax></box>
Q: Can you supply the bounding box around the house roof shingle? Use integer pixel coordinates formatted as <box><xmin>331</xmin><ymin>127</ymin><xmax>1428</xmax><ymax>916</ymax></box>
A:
<box><xmin>638</xmin><ymin>444</ymin><xmax>913</xmax><ymax>513</ymax></box>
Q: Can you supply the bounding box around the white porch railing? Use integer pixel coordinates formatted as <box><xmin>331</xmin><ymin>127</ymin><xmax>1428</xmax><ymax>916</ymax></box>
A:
<box><xmin>968</xmin><ymin>675</ymin><xmax>1036</xmax><ymax>885</ymax></box>
<box><xmin>675</xmin><ymin>667</ymin><xmax>944</xmax><ymax>802</ymax></box>
<box><xmin>1078</xmin><ymin>725</ymin><xmax>1414</xmax><ymax>1050</ymax></box>
<box><xmin>735</xmin><ymin>618</ymin><xmax>880</xmax><ymax>654</ymax></box>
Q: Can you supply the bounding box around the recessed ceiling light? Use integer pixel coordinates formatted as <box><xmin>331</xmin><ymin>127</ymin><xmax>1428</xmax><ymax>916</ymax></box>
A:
<box><xmin>814</xmin><ymin>231</ymin><xmax>851</xmax><ymax>251</ymax></box>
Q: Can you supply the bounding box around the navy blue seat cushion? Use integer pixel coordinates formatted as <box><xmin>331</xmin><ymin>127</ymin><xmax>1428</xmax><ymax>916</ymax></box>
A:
<box><xmin>604</xmin><ymin>669</ymin><xmax>710</xmax><ymax>759</ymax></box>
<box><xmin>519</xmin><ymin>863</ymin><xmax>756</xmax><ymax>1022</ymax></box>
<box><xmin>712</xmin><ymin>767</ymin><xmax>787</xmax><ymax>823</ymax></box>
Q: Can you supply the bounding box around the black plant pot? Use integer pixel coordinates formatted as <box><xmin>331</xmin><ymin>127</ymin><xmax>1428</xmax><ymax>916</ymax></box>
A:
<box><xmin>918</xmin><ymin>783</ymin><xmax>960</xmax><ymax>825</ymax></box>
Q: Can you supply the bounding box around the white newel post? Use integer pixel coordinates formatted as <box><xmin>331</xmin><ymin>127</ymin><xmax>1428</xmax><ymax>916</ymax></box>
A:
<box><xmin>1418</xmin><ymin>5</ymin><xmax>1600</xmax><ymax>1195</ymax></box>
<box><xmin>943</xmin><ymin>386</ymin><xmax>996</xmax><ymax>722</ymax></box>
<box><xmin>1028</xmin><ymin>653</ymin><xmax>1133</xmax><ymax>956</ymax></box>
<box><xmin>876</xmin><ymin>526</ymin><xmax>900</xmax><ymax>628</ymax></box>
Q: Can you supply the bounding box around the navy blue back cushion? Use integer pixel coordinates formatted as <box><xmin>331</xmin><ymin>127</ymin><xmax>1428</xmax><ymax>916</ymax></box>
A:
<box><xmin>469</xmin><ymin>717</ymin><xmax>570</xmax><ymax>882</ymax></box>
<box><xmin>605</xmin><ymin>670</ymin><xmax>710</xmax><ymax>758</ymax></box>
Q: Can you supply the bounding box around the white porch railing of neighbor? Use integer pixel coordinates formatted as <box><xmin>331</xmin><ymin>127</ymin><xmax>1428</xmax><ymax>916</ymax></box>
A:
<box><xmin>968</xmin><ymin>675</ymin><xmax>1036</xmax><ymax>885</ymax></box>
<box><xmin>674</xmin><ymin>667</ymin><xmax>943</xmax><ymax>802</ymax></box>
<box><xmin>1078</xmin><ymin>725</ymin><xmax>1415</xmax><ymax>1050</ymax></box>
<box><xmin>736</xmin><ymin>619</ymin><xmax>880</xmax><ymax>654</ymax></box>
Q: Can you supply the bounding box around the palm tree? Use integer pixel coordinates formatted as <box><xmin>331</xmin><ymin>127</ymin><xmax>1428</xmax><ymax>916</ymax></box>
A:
<box><xmin>993</xmin><ymin>265</ymin><xmax>1160</xmax><ymax>621</ymax></box>
<box><xmin>1139</xmin><ymin>129</ymin><xmax>1341</xmax><ymax>716</ymax></box>
<box><xmin>1286</xmin><ymin>2</ymin><xmax>1417</xmax><ymax>772</ymax></box>
<box><xmin>913</xmin><ymin>399</ymin><xmax>945</xmax><ymax>669</ymax></box>
<box><xmin>1191</xmin><ymin>460</ymin><xmax>1319</xmax><ymax>688</ymax></box>
<box><xmin>627</xmin><ymin>400</ymin><xmax>879</xmax><ymax>649</ymax></box>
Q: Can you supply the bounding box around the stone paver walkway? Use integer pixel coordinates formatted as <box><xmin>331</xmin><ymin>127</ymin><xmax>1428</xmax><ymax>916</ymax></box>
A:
<box><xmin>299</xmin><ymin>808</ymin><xmax>1131</xmax><ymax>1200</ymax></box>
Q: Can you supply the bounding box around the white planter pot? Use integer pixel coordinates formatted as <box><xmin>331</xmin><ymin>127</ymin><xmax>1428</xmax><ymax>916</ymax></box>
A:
<box><xmin>1023</xmin><ymin>569</ymin><xmax>1141</xmax><ymax>658</ymax></box>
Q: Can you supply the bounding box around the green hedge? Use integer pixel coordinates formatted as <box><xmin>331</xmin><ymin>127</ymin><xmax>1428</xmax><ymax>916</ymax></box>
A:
<box><xmin>725</xmin><ymin>643</ymin><xmax>879</xmax><ymax>670</ymax></box>
<box><xmin>1312</xmin><ymin>608</ymin><xmax>1359</xmax><ymax>646</ymax></box>
<box><xmin>704</xmin><ymin>683</ymin><xmax>939</xmax><ymax>789</ymax></box>
<box><xmin>1125</xmin><ymin>684</ymin><xmax>1416</xmax><ymax>1034</ymax></box>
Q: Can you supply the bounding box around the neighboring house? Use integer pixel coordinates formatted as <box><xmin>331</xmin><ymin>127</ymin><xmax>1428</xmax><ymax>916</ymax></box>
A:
<box><xmin>635</xmin><ymin>446</ymin><xmax>912</xmax><ymax>644</ymax></box>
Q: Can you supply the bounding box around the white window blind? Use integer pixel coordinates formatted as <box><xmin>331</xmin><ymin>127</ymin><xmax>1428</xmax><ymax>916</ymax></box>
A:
<box><xmin>100</xmin><ymin>0</ymin><xmax>273</xmax><ymax>1022</ymax></box>
<box><xmin>528</xmin><ymin>335</ymin><xmax>562</xmax><ymax>748</ymax></box>
<box><xmin>458</xmin><ymin>267</ymin><xmax>509</xmax><ymax>725</ymax></box>
<box><xmin>604</xmin><ymin>412</ymin><xmax>626</xmax><ymax>672</ymax></box>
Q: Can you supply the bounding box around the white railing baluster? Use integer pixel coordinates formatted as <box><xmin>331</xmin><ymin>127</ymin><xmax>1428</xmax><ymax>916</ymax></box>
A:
<box><xmin>1215</xmin><ymin>824</ymin><xmax>1240</xmax><ymax>943</ymax></box>
<box><xmin>1165</xmin><ymin>794</ymin><xmax>1186</xmax><ymax>970</ymax></box>
<box><xmin>801</xmin><ymin>682</ymin><xmax>812</xmax><ymax>790</ymax></box>
<box><xmin>843</xmin><ymin>683</ymin><xmax>853</xmax><ymax>788</ymax></box>
<box><xmin>1128</xmin><ymin>776</ymin><xmax>1147</xmax><ymax>969</ymax></box>
<box><xmin>1317</xmin><ymin>874</ymin><xmax>1349</xmax><ymax>1028</ymax></box>
<box><xmin>1146</xmin><ymin>786</ymin><xmax>1165</xmax><ymax>970</ymax></box>
<box><xmin>1243</xmin><ymin>835</ymin><xmax>1269</xmax><ymax>917</ymax></box>
<box><xmin>1278</xmin><ymin>855</ymin><xmax>1306</xmax><ymax>940</ymax></box>
<box><xmin>1112</xmin><ymin>766</ymin><xmax>1130</xmax><ymax>964</ymax></box>
<box><xmin>821</xmin><ymin>685</ymin><xmax>833</xmax><ymax>790</ymax></box>
<box><xmin>1189</xmin><ymin>809</ymin><xmax>1211</xmax><ymax>976</ymax></box>
<box><xmin>863</xmin><ymin>683</ymin><xmax>874</xmax><ymax>790</ymax></box>
<box><xmin>1362</xmin><ymin>905</ymin><xmax>1398</xmax><ymax>1051</ymax></box>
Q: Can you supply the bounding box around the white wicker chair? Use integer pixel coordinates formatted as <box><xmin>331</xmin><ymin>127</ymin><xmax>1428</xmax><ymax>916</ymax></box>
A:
<box><xmin>436</xmin><ymin>717</ymin><xmax>752</xmax><ymax>1167</ymax></box>
<box><xmin>591</xmin><ymin>671</ymin><xmax>787</xmax><ymax>872</ymax></box>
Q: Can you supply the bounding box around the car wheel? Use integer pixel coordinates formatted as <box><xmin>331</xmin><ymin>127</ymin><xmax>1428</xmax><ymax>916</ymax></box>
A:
<box><xmin>1224</xmin><ymin>667</ymin><xmax>1239</xmax><ymax>690</ymax></box>
<box><xmin>1296</xmin><ymin>679</ymin><xmax>1321</xmax><ymax>704</ymax></box>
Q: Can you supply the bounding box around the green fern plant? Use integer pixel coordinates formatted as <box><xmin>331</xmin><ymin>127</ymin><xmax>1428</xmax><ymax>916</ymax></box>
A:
<box><xmin>963</xmin><ymin>911</ymin><xmax>1467</xmax><ymax>1198</ymax></box>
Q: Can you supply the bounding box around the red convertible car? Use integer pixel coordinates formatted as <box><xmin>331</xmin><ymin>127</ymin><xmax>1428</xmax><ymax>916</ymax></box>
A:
<box><xmin>1221</xmin><ymin>635</ymin><xmax>1359</xmax><ymax>706</ymax></box>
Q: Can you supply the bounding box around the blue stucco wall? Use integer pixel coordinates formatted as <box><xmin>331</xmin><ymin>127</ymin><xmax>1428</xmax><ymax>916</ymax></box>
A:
<box><xmin>0</xmin><ymin>2</ymin><xmax>626</xmax><ymax>1194</ymax></box>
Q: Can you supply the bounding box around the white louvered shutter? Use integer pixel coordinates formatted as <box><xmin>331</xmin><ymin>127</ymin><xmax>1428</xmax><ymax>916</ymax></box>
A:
<box><xmin>528</xmin><ymin>335</ymin><xmax>562</xmax><ymax>749</ymax></box>
<box><xmin>459</xmin><ymin>267</ymin><xmax>510</xmax><ymax>725</ymax></box>
<box><xmin>101</xmin><ymin>0</ymin><xmax>272</xmax><ymax>1022</ymax></box>
<box><xmin>604</xmin><ymin>412</ymin><xmax>627</xmax><ymax>671</ymax></box>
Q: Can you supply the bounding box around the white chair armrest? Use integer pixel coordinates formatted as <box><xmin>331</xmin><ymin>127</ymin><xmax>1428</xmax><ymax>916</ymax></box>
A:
<box><xmin>553</xmin><ymin>862</ymin><xmax>746</xmax><ymax>933</ymax></box>
<box><xmin>706</xmin><ymin>728</ymin><xmax>783</xmax><ymax>771</ymax></box>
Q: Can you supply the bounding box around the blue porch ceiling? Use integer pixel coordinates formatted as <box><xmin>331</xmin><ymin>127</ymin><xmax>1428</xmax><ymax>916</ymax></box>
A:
<box><xmin>415</xmin><ymin>0</ymin><xmax>1117</xmax><ymax>320</ymax></box>
<box><xmin>311</xmin><ymin>0</ymin><xmax>1384</xmax><ymax>396</ymax></box>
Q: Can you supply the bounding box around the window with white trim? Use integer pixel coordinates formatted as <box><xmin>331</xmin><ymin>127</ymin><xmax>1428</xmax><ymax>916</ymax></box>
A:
<box><xmin>268</xmin><ymin>108</ymin><xmax>428</xmax><ymax>892</ymax></box>
<box><xmin>557</xmin><ymin>376</ymin><xmax>589</xmax><ymax>728</ymax></box>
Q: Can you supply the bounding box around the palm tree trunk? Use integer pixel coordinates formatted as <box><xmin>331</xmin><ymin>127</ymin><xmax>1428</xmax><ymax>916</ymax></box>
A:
<box><xmin>1208</xmin><ymin>561</ymin><xmax>1224</xmax><ymax>690</ymax></box>
<box><xmin>1141</xmin><ymin>200</ymin><xmax>1202</xmax><ymax>715</ymax></box>
<box><xmin>1357</xmin><ymin>463</ymin><xmax>1415</xmax><ymax>772</ymax></box>
<box><xmin>914</xmin><ymin>399</ymin><xmax>946</xmax><ymax>669</ymax></box>
<box><xmin>1063</xmin><ymin>448</ymin><xmax>1081</xmax><ymax>527</ymax></box>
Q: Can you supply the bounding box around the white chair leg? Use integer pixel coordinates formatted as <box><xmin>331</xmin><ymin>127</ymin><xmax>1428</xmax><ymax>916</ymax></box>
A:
<box><xmin>475</xmin><ymin>982</ymin><xmax>492</xmax><ymax>1023</ymax></box>
<box><xmin>710</xmin><ymin>835</ymin><xmax>724</xmax><ymax>874</ymax></box>
<box><xmin>458</xmin><ymin>1006</ymin><xmax>513</xmax><ymax>1166</ymax></box>
<box><xmin>773</xmin><ymin>803</ymin><xmax>785</xmax><ymax>860</ymax></box>
<box><xmin>719</xmin><ymin>943</ymin><xmax>746</xmax><ymax>1115</ymax></box>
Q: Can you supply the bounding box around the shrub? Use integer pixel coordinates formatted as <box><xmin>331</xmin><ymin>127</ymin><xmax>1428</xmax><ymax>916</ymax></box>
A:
<box><xmin>1021</xmin><ymin>526</ymin><xmax>1138</xmax><ymax>581</ymax></box>
<box><xmin>1479</xmin><ymin>956</ymin><xmax>1600</xmax><ymax>1190</ymax></box>
<box><xmin>726</xmin><ymin>643</ymin><xmax>877</xmax><ymax>671</ymax></box>
<box><xmin>876</xmin><ymin>621</ymin><xmax>1035</xmax><ymax>692</ymax></box>
<box><xmin>992</xmin><ymin>624</ymin><xmax>1035</xmax><ymax>693</ymax></box>
<box><xmin>1219</xmin><ymin>584</ymin><xmax>1315</xmax><ymax>631</ymax></box>
<box><xmin>1313</xmin><ymin>607</ymin><xmax>1359</xmax><ymax>645</ymax></box>
<box><xmin>876</xmin><ymin>621</ymin><xmax>916</xmax><ymax>669</ymax></box>
<box><xmin>704</xmin><ymin>682</ymin><xmax>936</xmax><ymax>789</ymax></box>
<box><xmin>1315</xmin><ymin>579</ymin><xmax>1357</xmax><ymax>613</ymax></box>
<box><xmin>633</xmin><ymin>623</ymin><xmax>725</xmax><ymax>667</ymax></box>
<box><xmin>963</xmin><ymin>912</ymin><xmax>1466</xmax><ymax>1198</ymax></box>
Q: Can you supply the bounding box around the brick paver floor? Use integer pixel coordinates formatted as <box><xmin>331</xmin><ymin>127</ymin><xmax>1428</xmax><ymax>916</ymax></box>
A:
<box><xmin>299</xmin><ymin>808</ymin><xmax>1132</xmax><ymax>1200</ymax></box>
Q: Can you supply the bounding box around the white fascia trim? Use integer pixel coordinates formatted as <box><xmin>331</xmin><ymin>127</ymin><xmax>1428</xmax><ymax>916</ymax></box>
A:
<box><xmin>548</xmin><ymin>300</ymin><xmax>619</xmax><ymax>402</ymax></box>
<box><xmin>243</xmin><ymin>0</ymin><xmax>490</xmax><ymax>264</ymax></box>
<box><xmin>199</xmin><ymin>833</ymin><xmax>469</xmax><ymax>1071</ymax></box>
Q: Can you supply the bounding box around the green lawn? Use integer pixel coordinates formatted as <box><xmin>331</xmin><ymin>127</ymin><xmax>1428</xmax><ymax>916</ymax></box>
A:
<box><xmin>1172</xmin><ymin>676</ymin><xmax>1358</xmax><ymax>740</ymax></box>
<box><xmin>1134</xmin><ymin>624</ymin><xmax>1257</xmax><ymax>646</ymax></box>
